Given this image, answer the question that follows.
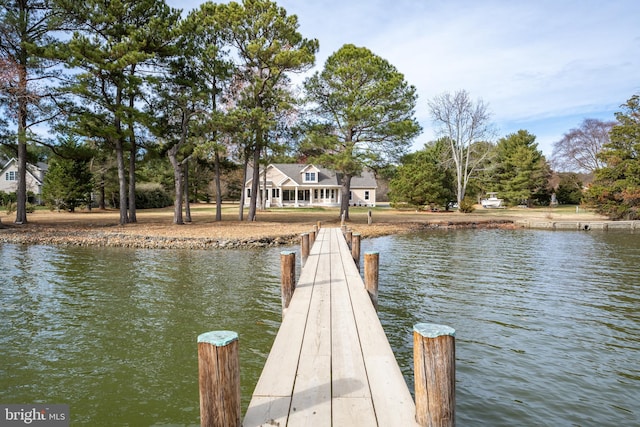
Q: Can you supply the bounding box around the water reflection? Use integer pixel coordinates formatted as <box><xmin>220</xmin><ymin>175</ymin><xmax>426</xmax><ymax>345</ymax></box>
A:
<box><xmin>364</xmin><ymin>229</ymin><xmax>640</xmax><ymax>426</ymax></box>
<box><xmin>1</xmin><ymin>230</ymin><xmax>639</xmax><ymax>426</ymax></box>
<box><xmin>1</xmin><ymin>244</ymin><xmax>286</xmax><ymax>426</ymax></box>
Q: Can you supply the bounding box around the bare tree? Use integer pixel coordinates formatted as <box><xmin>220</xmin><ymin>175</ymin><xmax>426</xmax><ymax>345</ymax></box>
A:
<box><xmin>428</xmin><ymin>89</ymin><xmax>495</xmax><ymax>207</ymax></box>
<box><xmin>551</xmin><ymin>118</ymin><xmax>615</xmax><ymax>173</ymax></box>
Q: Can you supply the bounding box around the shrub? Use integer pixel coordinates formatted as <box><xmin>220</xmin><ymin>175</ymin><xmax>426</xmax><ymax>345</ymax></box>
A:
<box><xmin>458</xmin><ymin>197</ymin><xmax>476</xmax><ymax>213</ymax></box>
<box><xmin>135</xmin><ymin>183</ymin><xmax>173</xmax><ymax>209</ymax></box>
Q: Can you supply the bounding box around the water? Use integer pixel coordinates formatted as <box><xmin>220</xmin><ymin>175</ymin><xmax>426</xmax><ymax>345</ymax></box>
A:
<box><xmin>363</xmin><ymin>229</ymin><xmax>640</xmax><ymax>426</ymax></box>
<box><xmin>1</xmin><ymin>229</ymin><xmax>639</xmax><ymax>426</ymax></box>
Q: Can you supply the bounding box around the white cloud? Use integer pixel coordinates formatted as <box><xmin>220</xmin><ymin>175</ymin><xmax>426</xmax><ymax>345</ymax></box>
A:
<box><xmin>170</xmin><ymin>0</ymin><xmax>640</xmax><ymax>156</ymax></box>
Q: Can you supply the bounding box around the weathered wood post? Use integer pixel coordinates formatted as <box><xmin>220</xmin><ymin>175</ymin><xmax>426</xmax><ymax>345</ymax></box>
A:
<box><xmin>309</xmin><ymin>229</ymin><xmax>316</xmax><ymax>247</ymax></box>
<box><xmin>301</xmin><ymin>233</ymin><xmax>310</xmax><ymax>266</ymax></box>
<box><xmin>345</xmin><ymin>229</ymin><xmax>353</xmax><ymax>250</ymax></box>
<box><xmin>364</xmin><ymin>251</ymin><xmax>379</xmax><ymax>310</ymax></box>
<box><xmin>352</xmin><ymin>233</ymin><xmax>361</xmax><ymax>271</ymax></box>
<box><xmin>367</xmin><ymin>209</ymin><xmax>372</xmax><ymax>225</ymax></box>
<box><xmin>340</xmin><ymin>211</ymin><xmax>345</xmax><ymax>227</ymax></box>
<box><xmin>280</xmin><ymin>251</ymin><xmax>296</xmax><ymax>315</ymax></box>
<box><xmin>198</xmin><ymin>331</ymin><xmax>241</xmax><ymax>427</ymax></box>
<box><xmin>413</xmin><ymin>323</ymin><xmax>456</xmax><ymax>427</ymax></box>
<box><xmin>316</xmin><ymin>221</ymin><xmax>321</xmax><ymax>230</ymax></box>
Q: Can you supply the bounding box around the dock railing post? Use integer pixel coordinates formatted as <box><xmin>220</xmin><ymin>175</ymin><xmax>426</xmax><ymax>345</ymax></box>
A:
<box><xmin>413</xmin><ymin>323</ymin><xmax>456</xmax><ymax>427</ymax></box>
<box><xmin>345</xmin><ymin>229</ymin><xmax>353</xmax><ymax>250</ymax></box>
<box><xmin>301</xmin><ymin>233</ymin><xmax>310</xmax><ymax>266</ymax></box>
<box><xmin>280</xmin><ymin>251</ymin><xmax>296</xmax><ymax>316</ymax></box>
<box><xmin>352</xmin><ymin>233</ymin><xmax>361</xmax><ymax>271</ymax></box>
<box><xmin>368</xmin><ymin>209</ymin><xmax>372</xmax><ymax>225</ymax></box>
<box><xmin>309</xmin><ymin>229</ymin><xmax>316</xmax><ymax>247</ymax></box>
<box><xmin>316</xmin><ymin>221</ymin><xmax>321</xmax><ymax>230</ymax></box>
<box><xmin>364</xmin><ymin>251</ymin><xmax>379</xmax><ymax>310</ymax></box>
<box><xmin>197</xmin><ymin>331</ymin><xmax>241</xmax><ymax>427</ymax></box>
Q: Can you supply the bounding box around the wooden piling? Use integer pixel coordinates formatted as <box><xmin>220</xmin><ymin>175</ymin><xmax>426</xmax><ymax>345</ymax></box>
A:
<box><xmin>413</xmin><ymin>323</ymin><xmax>456</xmax><ymax>427</ymax></box>
<box><xmin>280</xmin><ymin>251</ymin><xmax>296</xmax><ymax>315</ymax></box>
<box><xmin>345</xmin><ymin>229</ymin><xmax>353</xmax><ymax>250</ymax></box>
<box><xmin>301</xmin><ymin>233</ymin><xmax>310</xmax><ymax>266</ymax></box>
<box><xmin>352</xmin><ymin>233</ymin><xmax>361</xmax><ymax>271</ymax></box>
<box><xmin>316</xmin><ymin>221</ymin><xmax>321</xmax><ymax>230</ymax></box>
<box><xmin>309</xmin><ymin>229</ymin><xmax>316</xmax><ymax>247</ymax></box>
<box><xmin>197</xmin><ymin>331</ymin><xmax>241</xmax><ymax>427</ymax></box>
<box><xmin>364</xmin><ymin>251</ymin><xmax>379</xmax><ymax>310</ymax></box>
<box><xmin>368</xmin><ymin>209</ymin><xmax>372</xmax><ymax>225</ymax></box>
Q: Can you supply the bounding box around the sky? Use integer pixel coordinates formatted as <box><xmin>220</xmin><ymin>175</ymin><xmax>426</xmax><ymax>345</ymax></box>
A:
<box><xmin>169</xmin><ymin>0</ymin><xmax>640</xmax><ymax>157</ymax></box>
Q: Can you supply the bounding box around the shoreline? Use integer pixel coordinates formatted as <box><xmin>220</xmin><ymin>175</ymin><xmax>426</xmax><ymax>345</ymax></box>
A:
<box><xmin>0</xmin><ymin>206</ymin><xmax>626</xmax><ymax>250</ymax></box>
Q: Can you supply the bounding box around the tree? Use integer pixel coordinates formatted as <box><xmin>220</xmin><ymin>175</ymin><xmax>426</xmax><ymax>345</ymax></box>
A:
<box><xmin>180</xmin><ymin>1</ymin><xmax>235</xmax><ymax>222</ymax></box>
<box><xmin>223</xmin><ymin>0</ymin><xmax>318</xmax><ymax>221</ymax></box>
<box><xmin>552</xmin><ymin>118</ymin><xmax>615</xmax><ymax>173</ymax></box>
<box><xmin>0</xmin><ymin>0</ymin><xmax>64</xmax><ymax>223</ymax></box>
<box><xmin>428</xmin><ymin>90</ymin><xmax>495</xmax><ymax>209</ymax></box>
<box><xmin>59</xmin><ymin>0</ymin><xmax>179</xmax><ymax>225</ymax></box>
<box><xmin>489</xmin><ymin>130</ymin><xmax>551</xmax><ymax>206</ymax></box>
<box><xmin>303</xmin><ymin>44</ymin><xmax>421</xmax><ymax>220</ymax></box>
<box><xmin>42</xmin><ymin>138</ymin><xmax>93</xmax><ymax>212</ymax></box>
<box><xmin>555</xmin><ymin>172</ymin><xmax>584</xmax><ymax>205</ymax></box>
<box><xmin>585</xmin><ymin>94</ymin><xmax>640</xmax><ymax>219</ymax></box>
<box><xmin>389</xmin><ymin>139</ymin><xmax>453</xmax><ymax>209</ymax></box>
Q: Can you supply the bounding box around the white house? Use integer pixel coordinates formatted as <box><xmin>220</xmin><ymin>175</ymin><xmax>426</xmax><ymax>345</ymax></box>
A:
<box><xmin>244</xmin><ymin>163</ymin><xmax>377</xmax><ymax>208</ymax></box>
<box><xmin>0</xmin><ymin>158</ymin><xmax>47</xmax><ymax>203</ymax></box>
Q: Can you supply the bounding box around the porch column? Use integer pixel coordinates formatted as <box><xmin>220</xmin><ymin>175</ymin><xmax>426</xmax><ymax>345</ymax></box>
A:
<box><xmin>295</xmin><ymin>187</ymin><xmax>299</xmax><ymax>207</ymax></box>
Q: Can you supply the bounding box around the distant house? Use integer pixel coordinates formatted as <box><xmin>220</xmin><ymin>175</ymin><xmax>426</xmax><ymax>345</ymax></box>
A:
<box><xmin>244</xmin><ymin>163</ymin><xmax>377</xmax><ymax>208</ymax></box>
<box><xmin>0</xmin><ymin>158</ymin><xmax>47</xmax><ymax>203</ymax></box>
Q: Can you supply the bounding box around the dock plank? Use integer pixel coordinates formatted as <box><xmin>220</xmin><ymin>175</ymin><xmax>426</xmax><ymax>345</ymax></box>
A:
<box><xmin>243</xmin><ymin>228</ymin><xmax>418</xmax><ymax>426</ymax></box>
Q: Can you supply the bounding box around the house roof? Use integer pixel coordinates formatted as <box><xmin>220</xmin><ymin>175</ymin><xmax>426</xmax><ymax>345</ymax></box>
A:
<box><xmin>248</xmin><ymin>163</ymin><xmax>377</xmax><ymax>188</ymax></box>
<box><xmin>0</xmin><ymin>157</ymin><xmax>47</xmax><ymax>185</ymax></box>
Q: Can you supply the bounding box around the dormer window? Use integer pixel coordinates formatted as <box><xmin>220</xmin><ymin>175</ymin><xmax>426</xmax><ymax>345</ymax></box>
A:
<box><xmin>304</xmin><ymin>172</ymin><xmax>317</xmax><ymax>182</ymax></box>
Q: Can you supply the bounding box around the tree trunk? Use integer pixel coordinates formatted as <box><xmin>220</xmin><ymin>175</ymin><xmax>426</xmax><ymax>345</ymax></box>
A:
<box><xmin>168</xmin><ymin>145</ymin><xmax>183</xmax><ymax>225</ymax></box>
<box><xmin>115</xmin><ymin>139</ymin><xmax>128</xmax><ymax>225</ymax></box>
<box><xmin>247</xmin><ymin>144</ymin><xmax>261</xmax><ymax>221</ymax></box>
<box><xmin>98</xmin><ymin>172</ymin><xmax>106</xmax><ymax>209</ymax></box>
<box><xmin>127</xmin><ymin>128</ymin><xmax>137</xmax><ymax>223</ymax></box>
<box><xmin>184</xmin><ymin>159</ymin><xmax>191</xmax><ymax>223</ymax></box>
<box><xmin>214</xmin><ymin>150</ymin><xmax>222</xmax><ymax>221</ymax></box>
<box><xmin>340</xmin><ymin>174</ymin><xmax>353</xmax><ymax>221</ymax></box>
<box><xmin>15</xmin><ymin>65</ymin><xmax>28</xmax><ymax>224</ymax></box>
<box><xmin>238</xmin><ymin>157</ymin><xmax>248</xmax><ymax>221</ymax></box>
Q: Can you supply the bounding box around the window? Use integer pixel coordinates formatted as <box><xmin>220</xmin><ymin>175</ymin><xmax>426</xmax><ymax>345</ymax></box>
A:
<box><xmin>272</xmin><ymin>188</ymin><xmax>280</xmax><ymax>198</ymax></box>
<box><xmin>246</xmin><ymin>188</ymin><xmax>251</xmax><ymax>198</ymax></box>
<box><xmin>364</xmin><ymin>191</ymin><xmax>370</xmax><ymax>201</ymax></box>
<box><xmin>5</xmin><ymin>171</ymin><xmax>17</xmax><ymax>181</ymax></box>
<box><xmin>304</xmin><ymin>172</ymin><xmax>316</xmax><ymax>182</ymax></box>
<box><xmin>349</xmin><ymin>191</ymin><xmax>353</xmax><ymax>201</ymax></box>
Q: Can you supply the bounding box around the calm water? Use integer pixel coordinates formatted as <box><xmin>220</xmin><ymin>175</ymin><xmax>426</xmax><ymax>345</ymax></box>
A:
<box><xmin>1</xmin><ymin>229</ymin><xmax>639</xmax><ymax>426</ymax></box>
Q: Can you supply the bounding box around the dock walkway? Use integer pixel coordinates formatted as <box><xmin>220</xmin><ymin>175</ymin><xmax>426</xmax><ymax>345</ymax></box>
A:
<box><xmin>243</xmin><ymin>227</ymin><xmax>419</xmax><ymax>426</ymax></box>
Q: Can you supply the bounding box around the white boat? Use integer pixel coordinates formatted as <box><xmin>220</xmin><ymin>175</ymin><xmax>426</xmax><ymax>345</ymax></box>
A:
<box><xmin>481</xmin><ymin>192</ymin><xmax>503</xmax><ymax>208</ymax></box>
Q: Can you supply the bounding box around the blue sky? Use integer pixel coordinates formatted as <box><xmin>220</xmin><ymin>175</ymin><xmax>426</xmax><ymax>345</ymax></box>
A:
<box><xmin>169</xmin><ymin>0</ymin><xmax>640</xmax><ymax>157</ymax></box>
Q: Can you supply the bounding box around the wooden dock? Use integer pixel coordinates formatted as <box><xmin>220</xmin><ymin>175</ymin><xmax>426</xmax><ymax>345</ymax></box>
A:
<box><xmin>243</xmin><ymin>227</ymin><xmax>419</xmax><ymax>426</ymax></box>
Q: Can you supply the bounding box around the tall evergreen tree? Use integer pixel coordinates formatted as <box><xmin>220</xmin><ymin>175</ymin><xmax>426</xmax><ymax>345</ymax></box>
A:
<box><xmin>585</xmin><ymin>94</ymin><xmax>640</xmax><ymax>219</ymax></box>
<box><xmin>389</xmin><ymin>139</ymin><xmax>453</xmax><ymax>209</ymax></box>
<box><xmin>489</xmin><ymin>130</ymin><xmax>551</xmax><ymax>206</ymax></box>
<box><xmin>303</xmin><ymin>44</ymin><xmax>421</xmax><ymax>220</ymax></box>
<box><xmin>42</xmin><ymin>138</ymin><xmax>93</xmax><ymax>212</ymax></box>
<box><xmin>0</xmin><ymin>0</ymin><xmax>64</xmax><ymax>223</ymax></box>
<box><xmin>59</xmin><ymin>0</ymin><xmax>179</xmax><ymax>224</ymax></box>
<box><xmin>222</xmin><ymin>0</ymin><xmax>318</xmax><ymax>221</ymax></box>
